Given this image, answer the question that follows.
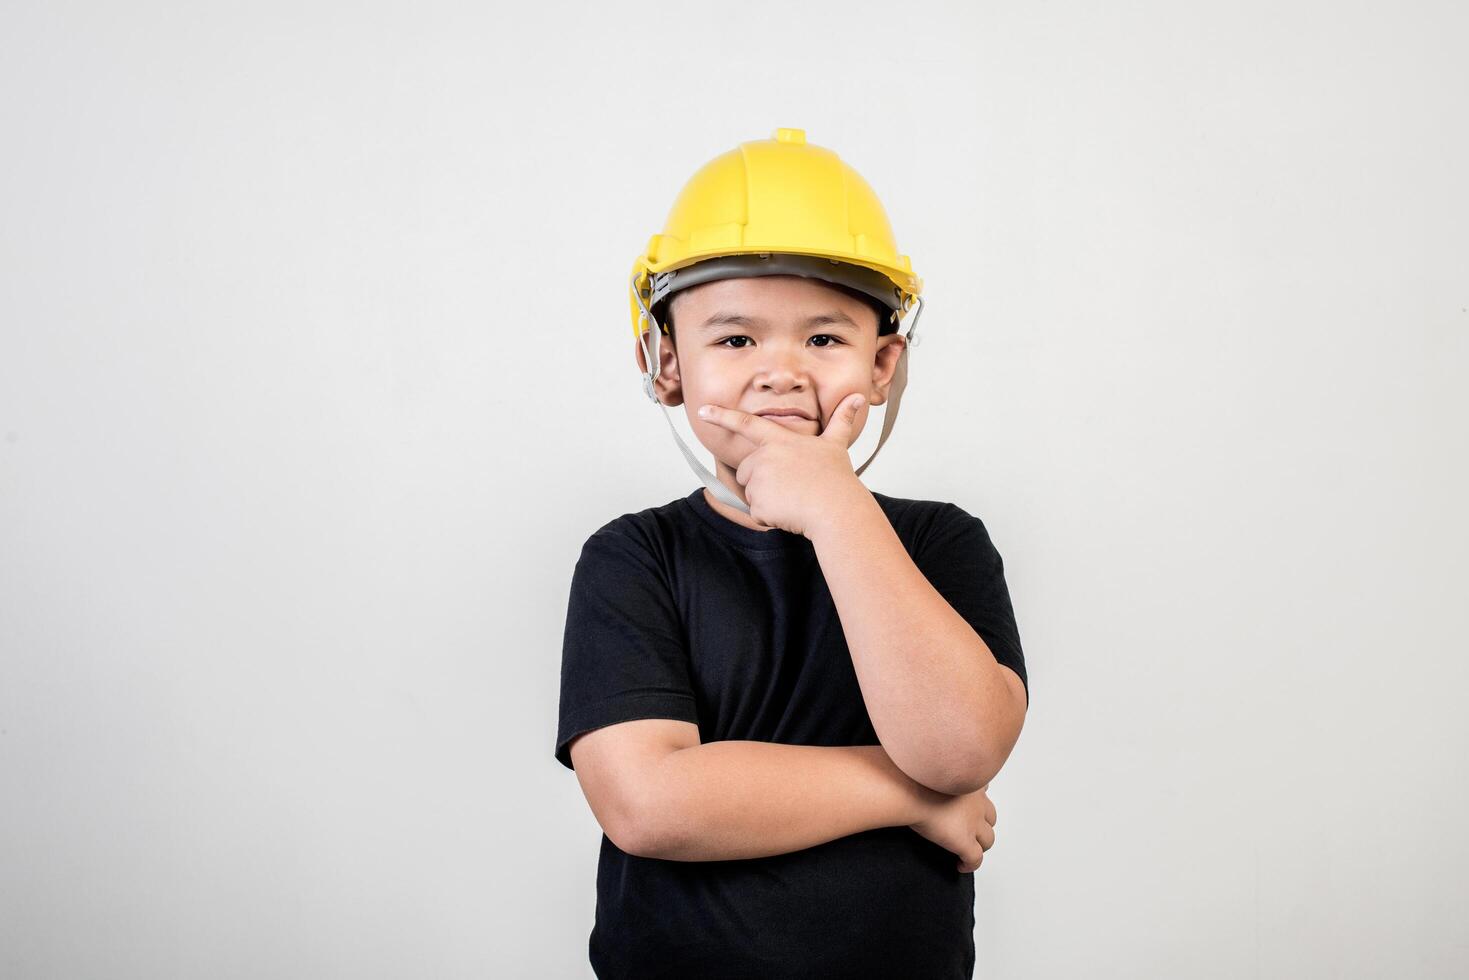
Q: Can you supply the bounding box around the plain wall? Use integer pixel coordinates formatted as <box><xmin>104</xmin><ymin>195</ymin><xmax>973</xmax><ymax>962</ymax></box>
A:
<box><xmin>2</xmin><ymin>1</ymin><xmax>1465</xmax><ymax>977</ymax></box>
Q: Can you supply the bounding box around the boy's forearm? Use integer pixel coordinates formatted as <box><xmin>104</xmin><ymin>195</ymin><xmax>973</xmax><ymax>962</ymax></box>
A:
<box><xmin>809</xmin><ymin>489</ymin><xmax>1025</xmax><ymax>796</ymax></box>
<box><xmin>635</xmin><ymin>741</ymin><xmax>935</xmax><ymax>863</ymax></box>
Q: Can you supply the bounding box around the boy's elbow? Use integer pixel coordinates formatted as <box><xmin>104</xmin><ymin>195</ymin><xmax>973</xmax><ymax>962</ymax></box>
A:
<box><xmin>898</xmin><ymin>748</ymin><xmax>996</xmax><ymax>797</ymax></box>
<box><xmin>607</xmin><ymin>781</ymin><xmax>681</xmax><ymax>859</ymax></box>
<box><xmin>910</xmin><ymin>770</ymin><xmax>982</xmax><ymax>797</ymax></box>
<box><xmin>609</xmin><ymin>821</ymin><xmax>656</xmax><ymax>858</ymax></box>
<box><xmin>926</xmin><ymin>770</ymin><xmax>989</xmax><ymax>796</ymax></box>
<box><xmin>891</xmin><ymin>711</ymin><xmax>1021</xmax><ymax>796</ymax></box>
<box><xmin>610</xmin><ymin>806</ymin><xmax>670</xmax><ymax>859</ymax></box>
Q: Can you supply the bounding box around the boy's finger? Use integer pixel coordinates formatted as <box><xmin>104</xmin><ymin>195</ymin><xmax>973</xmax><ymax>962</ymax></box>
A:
<box><xmin>819</xmin><ymin>393</ymin><xmax>865</xmax><ymax>442</ymax></box>
<box><xmin>696</xmin><ymin>404</ymin><xmax>786</xmax><ymax>445</ymax></box>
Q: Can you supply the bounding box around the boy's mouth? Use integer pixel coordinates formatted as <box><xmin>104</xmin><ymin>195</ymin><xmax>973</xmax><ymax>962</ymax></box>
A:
<box><xmin>758</xmin><ymin>414</ymin><xmax>819</xmax><ymax>432</ymax></box>
<box><xmin>754</xmin><ymin>408</ymin><xmax>815</xmax><ymax>421</ymax></box>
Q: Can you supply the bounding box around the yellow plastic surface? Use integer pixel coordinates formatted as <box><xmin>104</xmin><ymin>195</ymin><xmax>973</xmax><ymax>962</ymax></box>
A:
<box><xmin>629</xmin><ymin>128</ymin><xmax>922</xmax><ymax>338</ymax></box>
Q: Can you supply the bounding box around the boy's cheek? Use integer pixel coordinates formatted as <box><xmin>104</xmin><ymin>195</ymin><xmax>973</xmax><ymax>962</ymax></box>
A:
<box><xmin>698</xmin><ymin>430</ymin><xmax>754</xmax><ymax>468</ymax></box>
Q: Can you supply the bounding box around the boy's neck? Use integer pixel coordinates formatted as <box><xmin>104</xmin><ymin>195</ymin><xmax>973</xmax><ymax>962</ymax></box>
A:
<box><xmin>703</xmin><ymin>463</ymin><xmax>777</xmax><ymax>532</ymax></box>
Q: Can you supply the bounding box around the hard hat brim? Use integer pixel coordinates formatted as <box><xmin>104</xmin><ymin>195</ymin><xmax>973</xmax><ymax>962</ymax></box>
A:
<box><xmin>649</xmin><ymin>252</ymin><xmax>904</xmax><ymax>316</ymax></box>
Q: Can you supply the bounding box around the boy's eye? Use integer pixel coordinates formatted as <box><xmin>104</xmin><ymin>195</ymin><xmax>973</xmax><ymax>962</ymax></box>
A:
<box><xmin>715</xmin><ymin>335</ymin><xmax>844</xmax><ymax>349</ymax></box>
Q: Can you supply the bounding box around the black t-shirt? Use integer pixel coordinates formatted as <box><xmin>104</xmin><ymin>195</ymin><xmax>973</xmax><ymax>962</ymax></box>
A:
<box><xmin>555</xmin><ymin>487</ymin><xmax>1028</xmax><ymax>980</ymax></box>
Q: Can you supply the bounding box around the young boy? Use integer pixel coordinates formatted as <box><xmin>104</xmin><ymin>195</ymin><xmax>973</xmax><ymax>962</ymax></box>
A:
<box><xmin>554</xmin><ymin>128</ymin><xmax>1029</xmax><ymax>979</ymax></box>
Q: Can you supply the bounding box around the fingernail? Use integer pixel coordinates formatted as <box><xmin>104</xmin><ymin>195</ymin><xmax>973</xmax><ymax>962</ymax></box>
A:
<box><xmin>697</xmin><ymin>405</ymin><xmax>711</xmax><ymax>417</ymax></box>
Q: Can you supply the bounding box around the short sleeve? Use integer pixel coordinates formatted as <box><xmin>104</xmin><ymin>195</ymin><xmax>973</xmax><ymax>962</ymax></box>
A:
<box><xmin>912</xmin><ymin>503</ymin><xmax>1029</xmax><ymax>707</ymax></box>
<box><xmin>554</xmin><ymin>524</ymin><xmax>700</xmax><ymax>770</ymax></box>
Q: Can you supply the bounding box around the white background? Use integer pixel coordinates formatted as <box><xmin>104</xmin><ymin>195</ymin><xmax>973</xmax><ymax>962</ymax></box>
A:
<box><xmin>2</xmin><ymin>1</ymin><xmax>1465</xmax><ymax>977</ymax></box>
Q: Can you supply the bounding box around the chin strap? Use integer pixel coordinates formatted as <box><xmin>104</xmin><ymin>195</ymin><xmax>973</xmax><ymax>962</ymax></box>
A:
<box><xmin>856</xmin><ymin>293</ymin><xmax>921</xmax><ymax>476</ymax></box>
<box><xmin>630</xmin><ymin>272</ymin><xmax>922</xmax><ymax>514</ymax></box>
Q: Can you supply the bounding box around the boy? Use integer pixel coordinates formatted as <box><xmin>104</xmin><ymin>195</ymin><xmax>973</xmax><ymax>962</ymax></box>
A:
<box><xmin>554</xmin><ymin>128</ymin><xmax>1029</xmax><ymax>979</ymax></box>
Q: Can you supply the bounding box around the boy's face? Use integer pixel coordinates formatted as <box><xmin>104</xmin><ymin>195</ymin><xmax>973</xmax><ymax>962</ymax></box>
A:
<box><xmin>633</xmin><ymin>274</ymin><xmax>906</xmax><ymax>478</ymax></box>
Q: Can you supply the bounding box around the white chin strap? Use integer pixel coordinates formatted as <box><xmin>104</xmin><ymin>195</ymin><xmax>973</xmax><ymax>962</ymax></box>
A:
<box><xmin>630</xmin><ymin>272</ymin><xmax>923</xmax><ymax>516</ymax></box>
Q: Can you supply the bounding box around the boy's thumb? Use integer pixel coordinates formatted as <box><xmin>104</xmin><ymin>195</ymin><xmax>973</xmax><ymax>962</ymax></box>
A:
<box><xmin>823</xmin><ymin>394</ymin><xmax>864</xmax><ymax>439</ymax></box>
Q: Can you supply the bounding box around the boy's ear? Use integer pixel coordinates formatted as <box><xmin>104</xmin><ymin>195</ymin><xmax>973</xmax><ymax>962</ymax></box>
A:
<box><xmin>868</xmin><ymin>334</ymin><xmax>907</xmax><ymax>407</ymax></box>
<box><xmin>632</xmin><ymin>331</ymin><xmax>684</xmax><ymax>407</ymax></box>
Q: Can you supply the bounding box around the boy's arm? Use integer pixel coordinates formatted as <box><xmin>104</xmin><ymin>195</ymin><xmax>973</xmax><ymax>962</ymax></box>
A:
<box><xmin>635</xmin><ymin>741</ymin><xmax>938</xmax><ymax>862</ymax></box>
<box><xmin>810</xmin><ymin>490</ymin><xmax>1027</xmax><ymax>796</ymax></box>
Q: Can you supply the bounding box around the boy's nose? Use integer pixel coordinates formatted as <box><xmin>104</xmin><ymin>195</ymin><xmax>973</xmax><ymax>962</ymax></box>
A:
<box><xmin>756</xmin><ymin>365</ymin><xmax>806</xmax><ymax>391</ymax></box>
<box><xmin>755</xmin><ymin>345</ymin><xmax>808</xmax><ymax>391</ymax></box>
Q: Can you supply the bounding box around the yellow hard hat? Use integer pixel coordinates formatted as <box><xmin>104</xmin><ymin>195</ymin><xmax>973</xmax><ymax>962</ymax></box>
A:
<box><xmin>628</xmin><ymin>128</ymin><xmax>926</xmax><ymax>512</ymax></box>
<box><xmin>628</xmin><ymin>127</ymin><xmax>923</xmax><ymax>341</ymax></box>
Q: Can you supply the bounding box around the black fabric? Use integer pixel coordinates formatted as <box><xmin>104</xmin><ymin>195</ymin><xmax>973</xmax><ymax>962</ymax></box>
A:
<box><xmin>555</xmin><ymin>487</ymin><xmax>1028</xmax><ymax>980</ymax></box>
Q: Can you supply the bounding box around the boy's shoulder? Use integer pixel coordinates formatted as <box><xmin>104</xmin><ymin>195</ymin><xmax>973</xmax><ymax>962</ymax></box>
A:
<box><xmin>571</xmin><ymin>492</ymin><xmax>698</xmax><ymax>569</ymax></box>
<box><xmin>869</xmin><ymin>490</ymin><xmax>996</xmax><ymax>548</ymax></box>
<box><xmin>869</xmin><ymin>488</ymin><xmax>966</xmax><ymax>523</ymax></box>
<box><xmin>585</xmin><ymin>492</ymin><xmax>693</xmax><ymax>540</ymax></box>
<box><xmin>578</xmin><ymin>488</ymin><xmax>993</xmax><ymax>557</ymax></box>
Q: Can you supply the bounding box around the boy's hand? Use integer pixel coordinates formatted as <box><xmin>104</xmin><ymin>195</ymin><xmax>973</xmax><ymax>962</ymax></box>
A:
<box><xmin>695</xmin><ymin>393</ymin><xmax>871</xmax><ymax>539</ymax></box>
<box><xmin>909</xmin><ymin>782</ymin><xmax>997</xmax><ymax>874</ymax></box>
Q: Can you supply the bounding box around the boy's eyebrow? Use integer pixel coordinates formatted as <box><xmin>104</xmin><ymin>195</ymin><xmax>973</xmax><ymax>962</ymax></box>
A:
<box><xmin>698</xmin><ymin>310</ymin><xmax>858</xmax><ymax>330</ymax></box>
